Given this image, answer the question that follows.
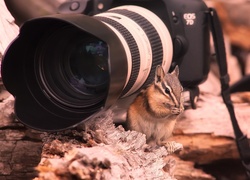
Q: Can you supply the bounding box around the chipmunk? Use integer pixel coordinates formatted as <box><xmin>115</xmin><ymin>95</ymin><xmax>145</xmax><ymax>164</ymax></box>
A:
<box><xmin>126</xmin><ymin>65</ymin><xmax>184</xmax><ymax>151</ymax></box>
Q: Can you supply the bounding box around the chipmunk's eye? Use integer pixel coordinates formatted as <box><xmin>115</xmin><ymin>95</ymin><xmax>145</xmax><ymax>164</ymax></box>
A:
<box><xmin>165</xmin><ymin>87</ymin><xmax>170</xmax><ymax>94</ymax></box>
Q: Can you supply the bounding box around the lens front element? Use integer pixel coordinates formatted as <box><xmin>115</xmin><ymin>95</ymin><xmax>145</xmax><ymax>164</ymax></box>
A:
<box><xmin>35</xmin><ymin>25</ymin><xmax>109</xmax><ymax>109</ymax></box>
<box><xmin>68</xmin><ymin>39</ymin><xmax>108</xmax><ymax>95</ymax></box>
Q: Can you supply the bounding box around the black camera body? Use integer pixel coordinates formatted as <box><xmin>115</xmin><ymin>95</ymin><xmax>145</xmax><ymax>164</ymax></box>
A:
<box><xmin>1</xmin><ymin>0</ymin><xmax>210</xmax><ymax>131</ymax></box>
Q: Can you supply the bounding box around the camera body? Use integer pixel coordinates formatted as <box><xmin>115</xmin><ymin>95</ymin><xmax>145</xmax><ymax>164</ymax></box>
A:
<box><xmin>1</xmin><ymin>0</ymin><xmax>210</xmax><ymax>131</ymax></box>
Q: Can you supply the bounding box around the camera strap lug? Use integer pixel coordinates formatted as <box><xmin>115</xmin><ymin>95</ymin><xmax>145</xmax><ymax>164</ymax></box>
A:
<box><xmin>208</xmin><ymin>8</ymin><xmax>250</xmax><ymax>178</ymax></box>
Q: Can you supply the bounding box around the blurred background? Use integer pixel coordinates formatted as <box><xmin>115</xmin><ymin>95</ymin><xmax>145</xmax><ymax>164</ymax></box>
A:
<box><xmin>4</xmin><ymin>0</ymin><xmax>66</xmax><ymax>26</ymax></box>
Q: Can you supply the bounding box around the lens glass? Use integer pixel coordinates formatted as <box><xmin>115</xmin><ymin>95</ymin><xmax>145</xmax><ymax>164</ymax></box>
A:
<box><xmin>68</xmin><ymin>40</ymin><xmax>109</xmax><ymax>95</ymax></box>
<box><xmin>36</xmin><ymin>24</ymin><xmax>109</xmax><ymax>110</ymax></box>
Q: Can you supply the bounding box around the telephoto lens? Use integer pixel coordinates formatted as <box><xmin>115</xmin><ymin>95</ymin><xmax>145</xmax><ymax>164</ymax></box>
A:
<box><xmin>1</xmin><ymin>5</ymin><xmax>172</xmax><ymax>131</ymax></box>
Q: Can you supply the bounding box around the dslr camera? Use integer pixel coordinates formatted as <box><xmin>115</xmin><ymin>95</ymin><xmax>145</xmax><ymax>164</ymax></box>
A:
<box><xmin>1</xmin><ymin>0</ymin><xmax>210</xmax><ymax>131</ymax></box>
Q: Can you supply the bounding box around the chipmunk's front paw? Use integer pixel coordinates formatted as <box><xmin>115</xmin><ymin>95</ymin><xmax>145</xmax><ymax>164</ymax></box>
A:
<box><xmin>171</xmin><ymin>104</ymin><xmax>184</xmax><ymax>115</ymax></box>
<box><xmin>164</xmin><ymin>141</ymin><xmax>183</xmax><ymax>154</ymax></box>
<box><xmin>170</xmin><ymin>107</ymin><xmax>181</xmax><ymax>115</ymax></box>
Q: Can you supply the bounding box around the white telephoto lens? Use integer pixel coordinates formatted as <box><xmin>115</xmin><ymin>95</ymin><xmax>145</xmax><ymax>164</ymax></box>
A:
<box><xmin>95</xmin><ymin>5</ymin><xmax>173</xmax><ymax>97</ymax></box>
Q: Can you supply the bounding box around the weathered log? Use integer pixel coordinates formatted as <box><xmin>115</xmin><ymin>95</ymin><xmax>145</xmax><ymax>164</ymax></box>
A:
<box><xmin>0</xmin><ymin>95</ymin><xmax>43</xmax><ymax>180</ymax></box>
<box><xmin>35</xmin><ymin>110</ymin><xmax>185</xmax><ymax>180</ymax></box>
<box><xmin>170</xmin><ymin>71</ymin><xmax>250</xmax><ymax>179</ymax></box>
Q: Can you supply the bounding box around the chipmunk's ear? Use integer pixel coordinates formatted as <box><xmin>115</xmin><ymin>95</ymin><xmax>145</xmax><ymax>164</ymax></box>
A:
<box><xmin>155</xmin><ymin>65</ymin><xmax>165</xmax><ymax>83</ymax></box>
<box><xmin>171</xmin><ymin>65</ymin><xmax>179</xmax><ymax>77</ymax></box>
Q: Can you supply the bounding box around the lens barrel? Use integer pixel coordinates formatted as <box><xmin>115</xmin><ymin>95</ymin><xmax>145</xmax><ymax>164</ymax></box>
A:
<box><xmin>1</xmin><ymin>6</ymin><xmax>172</xmax><ymax>131</ymax></box>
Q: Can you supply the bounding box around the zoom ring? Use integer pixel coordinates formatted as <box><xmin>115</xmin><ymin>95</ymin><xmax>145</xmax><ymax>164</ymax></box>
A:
<box><xmin>109</xmin><ymin>9</ymin><xmax>164</xmax><ymax>91</ymax></box>
<box><xmin>95</xmin><ymin>16</ymin><xmax>140</xmax><ymax>97</ymax></box>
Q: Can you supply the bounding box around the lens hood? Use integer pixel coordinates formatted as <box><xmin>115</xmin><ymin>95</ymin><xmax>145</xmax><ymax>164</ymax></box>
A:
<box><xmin>1</xmin><ymin>14</ymin><xmax>128</xmax><ymax>131</ymax></box>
